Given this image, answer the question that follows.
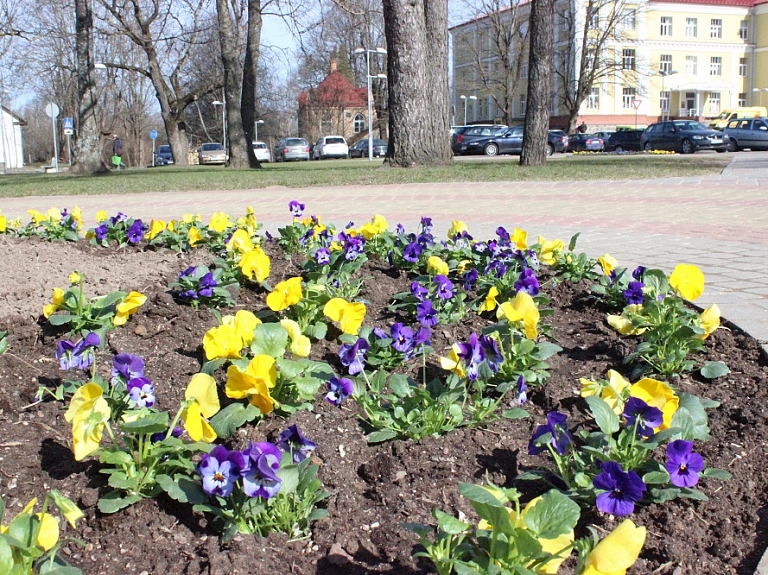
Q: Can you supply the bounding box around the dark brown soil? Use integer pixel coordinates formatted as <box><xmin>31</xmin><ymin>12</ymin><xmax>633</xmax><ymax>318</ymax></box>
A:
<box><xmin>0</xmin><ymin>235</ymin><xmax>766</xmax><ymax>575</ymax></box>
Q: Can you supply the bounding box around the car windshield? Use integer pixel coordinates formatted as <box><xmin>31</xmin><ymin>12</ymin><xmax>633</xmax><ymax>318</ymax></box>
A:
<box><xmin>158</xmin><ymin>146</ymin><xmax>170</xmax><ymax>153</ymax></box>
<box><xmin>325</xmin><ymin>137</ymin><xmax>345</xmax><ymax>144</ymax></box>
<box><xmin>372</xmin><ymin>139</ymin><xmax>387</xmax><ymax>146</ymax></box>
<box><xmin>286</xmin><ymin>138</ymin><xmax>306</xmax><ymax>146</ymax></box>
<box><xmin>253</xmin><ymin>143</ymin><xmax>267</xmax><ymax>149</ymax></box>
<box><xmin>674</xmin><ymin>121</ymin><xmax>708</xmax><ymax>131</ymax></box>
<box><xmin>202</xmin><ymin>143</ymin><xmax>223</xmax><ymax>151</ymax></box>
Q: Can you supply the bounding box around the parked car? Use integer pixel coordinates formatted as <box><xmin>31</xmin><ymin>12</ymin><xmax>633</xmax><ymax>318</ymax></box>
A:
<box><xmin>198</xmin><ymin>142</ymin><xmax>227</xmax><ymax>165</ymax></box>
<box><xmin>154</xmin><ymin>144</ymin><xmax>174</xmax><ymax>166</ymax></box>
<box><xmin>604</xmin><ymin>130</ymin><xmax>644</xmax><ymax>153</ymax></box>
<box><xmin>640</xmin><ymin>120</ymin><xmax>729</xmax><ymax>154</ymax></box>
<box><xmin>274</xmin><ymin>137</ymin><xmax>310</xmax><ymax>162</ymax></box>
<box><xmin>723</xmin><ymin>117</ymin><xmax>768</xmax><ymax>151</ymax></box>
<box><xmin>568</xmin><ymin>133</ymin><xmax>604</xmax><ymax>152</ymax></box>
<box><xmin>451</xmin><ymin>124</ymin><xmax>507</xmax><ymax>153</ymax></box>
<box><xmin>349</xmin><ymin>138</ymin><xmax>388</xmax><ymax>158</ymax></box>
<box><xmin>455</xmin><ymin>126</ymin><xmax>568</xmax><ymax>157</ymax></box>
<box><xmin>252</xmin><ymin>141</ymin><xmax>271</xmax><ymax>163</ymax></box>
<box><xmin>313</xmin><ymin>136</ymin><xmax>349</xmax><ymax>160</ymax></box>
<box><xmin>593</xmin><ymin>131</ymin><xmax>614</xmax><ymax>141</ymax></box>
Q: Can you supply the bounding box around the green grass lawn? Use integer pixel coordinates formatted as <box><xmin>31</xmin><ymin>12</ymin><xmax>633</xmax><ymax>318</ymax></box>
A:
<box><xmin>2</xmin><ymin>153</ymin><xmax>730</xmax><ymax>198</ymax></box>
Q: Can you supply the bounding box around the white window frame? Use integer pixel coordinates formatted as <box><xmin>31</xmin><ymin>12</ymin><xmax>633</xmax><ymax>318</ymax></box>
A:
<box><xmin>739</xmin><ymin>58</ymin><xmax>747</xmax><ymax>77</ymax></box>
<box><xmin>686</xmin><ymin>55</ymin><xmax>697</xmax><ymax>75</ymax></box>
<box><xmin>709</xmin><ymin>92</ymin><xmax>721</xmax><ymax>114</ymax></box>
<box><xmin>739</xmin><ymin>20</ymin><xmax>748</xmax><ymax>40</ymax></box>
<box><xmin>710</xmin><ymin>19</ymin><xmax>722</xmax><ymax>39</ymax></box>
<box><xmin>622</xmin><ymin>87</ymin><xmax>636</xmax><ymax>109</ymax></box>
<box><xmin>587</xmin><ymin>87</ymin><xmax>600</xmax><ymax>109</ymax></box>
<box><xmin>710</xmin><ymin>56</ymin><xmax>722</xmax><ymax>76</ymax></box>
<box><xmin>660</xmin><ymin>55</ymin><xmax>672</xmax><ymax>74</ymax></box>
<box><xmin>738</xmin><ymin>92</ymin><xmax>747</xmax><ymax>107</ymax></box>
<box><xmin>588</xmin><ymin>8</ymin><xmax>599</xmax><ymax>29</ymax></box>
<box><xmin>660</xmin><ymin>91</ymin><xmax>670</xmax><ymax>113</ymax></box>
<box><xmin>686</xmin><ymin>18</ymin><xmax>697</xmax><ymax>38</ymax></box>
<box><xmin>622</xmin><ymin>9</ymin><xmax>636</xmax><ymax>30</ymax></box>
<box><xmin>353</xmin><ymin>113</ymin><xmax>365</xmax><ymax>134</ymax></box>
<box><xmin>660</xmin><ymin>16</ymin><xmax>673</xmax><ymax>36</ymax></box>
<box><xmin>520</xmin><ymin>95</ymin><xmax>526</xmax><ymax>116</ymax></box>
<box><xmin>622</xmin><ymin>48</ymin><xmax>636</xmax><ymax>70</ymax></box>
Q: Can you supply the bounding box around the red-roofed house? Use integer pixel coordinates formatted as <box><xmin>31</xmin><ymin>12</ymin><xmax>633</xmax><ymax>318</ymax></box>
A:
<box><xmin>298</xmin><ymin>60</ymin><xmax>374</xmax><ymax>145</ymax></box>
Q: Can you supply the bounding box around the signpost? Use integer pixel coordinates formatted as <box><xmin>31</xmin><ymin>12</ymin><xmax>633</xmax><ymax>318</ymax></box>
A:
<box><xmin>45</xmin><ymin>103</ymin><xmax>60</xmax><ymax>173</ymax></box>
<box><xmin>63</xmin><ymin>117</ymin><xmax>74</xmax><ymax>166</ymax></box>
<box><xmin>632</xmin><ymin>99</ymin><xmax>643</xmax><ymax>129</ymax></box>
<box><xmin>150</xmin><ymin>129</ymin><xmax>157</xmax><ymax>167</ymax></box>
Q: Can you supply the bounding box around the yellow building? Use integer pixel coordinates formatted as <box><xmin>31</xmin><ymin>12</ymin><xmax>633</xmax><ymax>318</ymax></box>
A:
<box><xmin>451</xmin><ymin>0</ymin><xmax>768</xmax><ymax>129</ymax></box>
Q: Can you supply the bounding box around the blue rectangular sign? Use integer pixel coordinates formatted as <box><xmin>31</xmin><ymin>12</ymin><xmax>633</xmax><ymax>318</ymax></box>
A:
<box><xmin>62</xmin><ymin>117</ymin><xmax>74</xmax><ymax>130</ymax></box>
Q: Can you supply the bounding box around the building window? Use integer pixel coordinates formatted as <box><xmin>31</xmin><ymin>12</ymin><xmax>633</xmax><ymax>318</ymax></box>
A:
<box><xmin>622</xmin><ymin>9</ymin><xmax>636</xmax><ymax>30</ymax></box>
<box><xmin>739</xmin><ymin>92</ymin><xmax>747</xmax><ymax>107</ymax></box>
<box><xmin>623</xmin><ymin>87</ymin><xmax>636</xmax><ymax>109</ymax></box>
<box><xmin>622</xmin><ymin>49</ymin><xmax>636</xmax><ymax>70</ymax></box>
<box><xmin>709</xmin><ymin>92</ymin><xmax>721</xmax><ymax>114</ymax></box>
<box><xmin>710</xmin><ymin>19</ymin><xmax>722</xmax><ymax>39</ymax></box>
<box><xmin>520</xmin><ymin>96</ymin><xmax>526</xmax><ymax>116</ymax></box>
<box><xmin>739</xmin><ymin>20</ymin><xmax>748</xmax><ymax>40</ymax></box>
<box><xmin>587</xmin><ymin>87</ymin><xmax>600</xmax><ymax>109</ymax></box>
<box><xmin>710</xmin><ymin>56</ymin><xmax>721</xmax><ymax>76</ymax></box>
<box><xmin>660</xmin><ymin>16</ymin><xmax>673</xmax><ymax>36</ymax></box>
<box><xmin>321</xmin><ymin>113</ymin><xmax>333</xmax><ymax>135</ymax></box>
<box><xmin>660</xmin><ymin>55</ymin><xmax>672</xmax><ymax>74</ymax></box>
<box><xmin>686</xmin><ymin>55</ymin><xmax>697</xmax><ymax>75</ymax></box>
<box><xmin>353</xmin><ymin>113</ymin><xmax>365</xmax><ymax>134</ymax></box>
<box><xmin>520</xmin><ymin>62</ymin><xmax>528</xmax><ymax>79</ymax></box>
<box><xmin>686</xmin><ymin>18</ymin><xmax>697</xmax><ymax>37</ymax></box>
<box><xmin>588</xmin><ymin>8</ymin><xmax>599</xmax><ymax>29</ymax></box>
<box><xmin>660</xmin><ymin>91</ymin><xmax>670</xmax><ymax>112</ymax></box>
<box><xmin>739</xmin><ymin>58</ymin><xmax>747</xmax><ymax>77</ymax></box>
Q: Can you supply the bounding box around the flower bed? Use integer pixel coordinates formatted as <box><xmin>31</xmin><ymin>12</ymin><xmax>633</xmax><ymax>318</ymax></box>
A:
<box><xmin>0</xmin><ymin>206</ymin><xmax>766</xmax><ymax>574</ymax></box>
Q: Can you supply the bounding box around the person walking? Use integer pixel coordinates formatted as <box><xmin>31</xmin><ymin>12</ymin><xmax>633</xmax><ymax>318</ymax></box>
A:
<box><xmin>578</xmin><ymin>120</ymin><xmax>588</xmax><ymax>134</ymax></box>
<box><xmin>112</xmin><ymin>135</ymin><xmax>125</xmax><ymax>169</ymax></box>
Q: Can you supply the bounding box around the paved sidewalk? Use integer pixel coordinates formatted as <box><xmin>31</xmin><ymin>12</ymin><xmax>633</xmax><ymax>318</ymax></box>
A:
<box><xmin>3</xmin><ymin>151</ymin><xmax>768</xmax><ymax>344</ymax></box>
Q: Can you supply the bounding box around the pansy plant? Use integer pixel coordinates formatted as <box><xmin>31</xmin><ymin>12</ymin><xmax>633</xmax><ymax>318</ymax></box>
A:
<box><xmin>19</xmin><ymin>207</ymin><xmax>82</xmax><ymax>242</ymax></box>
<box><xmin>86</xmin><ymin>211</ymin><xmax>148</xmax><ymax>248</ymax></box>
<box><xmin>168</xmin><ymin>264</ymin><xmax>237</xmax><ymax>308</ymax></box>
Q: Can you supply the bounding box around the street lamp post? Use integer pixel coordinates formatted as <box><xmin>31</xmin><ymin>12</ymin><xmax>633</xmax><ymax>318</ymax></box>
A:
<box><xmin>460</xmin><ymin>95</ymin><xmax>477</xmax><ymax>126</ymax></box>
<box><xmin>354</xmin><ymin>47</ymin><xmax>387</xmax><ymax>161</ymax></box>
<box><xmin>212</xmin><ymin>99</ymin><xmax>226</xmax><ymax>147</ymax></box>
<box><xmin>659</xmin><ymin>69</ymin><xmax>678</xmax><ymax>122</ymax></box>
<box><xmin>254</xmin><ymin>119</ymin><xmax>264</xmax><ymax>142</ymax></box>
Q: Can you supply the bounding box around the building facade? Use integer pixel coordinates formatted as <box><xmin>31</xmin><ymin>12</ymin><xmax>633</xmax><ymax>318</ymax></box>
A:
<box><xmin>0</xmin><ymin>106</ymin><xmax>25</xmax><ymax>169</ymax></box>
<box><xmin>451</xmin><ymin>0</ymin><xmax>768</xmax><ymax>130</ymax></box>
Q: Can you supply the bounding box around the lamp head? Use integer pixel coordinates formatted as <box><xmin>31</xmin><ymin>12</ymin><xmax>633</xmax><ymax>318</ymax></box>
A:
<box><xmin>354</xmin><ymin>48</ymin><xmax>365</xmax><ymax>55</ymax></box>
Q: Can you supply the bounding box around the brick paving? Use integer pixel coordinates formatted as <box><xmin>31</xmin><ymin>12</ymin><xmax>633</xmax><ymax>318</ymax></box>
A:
<box><xmin>3</xmin><ymin>151</ymin><xmax>768</xmax><ymax>344</ymax></box>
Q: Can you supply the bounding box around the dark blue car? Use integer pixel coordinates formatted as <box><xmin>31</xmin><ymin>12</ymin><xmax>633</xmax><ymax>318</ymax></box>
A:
<box><xmin>456</xmin><ymin>126</ymin><xmax>567</xmax><ymax>156</ymax></box>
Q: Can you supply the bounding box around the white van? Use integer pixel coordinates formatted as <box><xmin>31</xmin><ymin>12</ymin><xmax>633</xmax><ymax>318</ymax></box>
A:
<box><xmin>709</xmin><ymin>107</ymin><xmax>768</xmax><ymax>130</ymax></box>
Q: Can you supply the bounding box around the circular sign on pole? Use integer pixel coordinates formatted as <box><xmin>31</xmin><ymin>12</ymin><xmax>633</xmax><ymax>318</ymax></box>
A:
<box><xmin>150</xmin><ymin>130</ymin><xmax>158</xmax><ymax>140</ymax></box>
<box><xmin>631</xmin><ymin>99</ymin><xmax>643</xmax><ymax>110</ymax></box>
<box><xmin>45</xmin><ymin>103</ymin><xmax>60</xmax><ymax>118</ymax></box>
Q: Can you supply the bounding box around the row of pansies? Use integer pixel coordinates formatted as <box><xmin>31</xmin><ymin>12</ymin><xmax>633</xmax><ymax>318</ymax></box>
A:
<box><xmin>0</xmin><ymin>202</ymin><xmax>730</xmax><ymax>574</ymax></box>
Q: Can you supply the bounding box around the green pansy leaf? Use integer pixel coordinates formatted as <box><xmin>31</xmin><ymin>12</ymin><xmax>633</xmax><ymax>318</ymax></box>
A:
<box><xmin>585</xmin><ymin>395</ymin><xmax>619</xmax><ymax>435</ymax></box>
<box><xmin>201</xmin><ymin>358</ymin><xmax>226</xmax><ymax>376</ymax></box>
<box><xmin>308</xmin><ymin>322</ymin><xmax>328</xmax><ymax>340</ymax></box>
<box><xmin>97</xmin><ymin>492</ymin><xmax>142</xmax><ymax>514</ymax></box>
<box><xmin>0</xmin><ymin>332</ymin><xmax>7</xmax><ymax>355</ymax></box>
<box><xmin>367</xmin><ymin>429</ymin><xmax>398</xmax><ymax>443</ymax></box>
<box><xmin>0</xmin><ymin>538</ymin><xmax>13</xmax><ymax>574</ymax></box>
<box><xmin>250</xmin><ymin>323</ymin><xmax>289</xmax><ymax>357</ymax></box>
<box><xmin>118</xmin><ymin>411</ymin><xmax>169</xmax><ymax>435</ymax></box>
<box><xmin>209</xmin><ymin>403</ymin><xmax>250</xmax><ymax>438</ymax></box>
<box><xmin>48</xmin><ymin>314</ymin><xmax>75</xmax><ymax>326</ymax></box>
<box><xmin>523</xmin><ymin>489</ymin><xmax>580</xmax><ymax>538</ymax></box>
<box><xmin>98</xmin><ymin>450</ymin><xmax>134</xmax><ymax>466</ymax></box>
<box><xmin>671</xmin><ymin>393</ymin><xmax>711</xmax><ymax>441</ymax></box>
<box><xmin>157</xmin><ymin>475</ymin><xmax>208</xmax><ymax>504</ymax></box>
<box><xmin>433</xmin><ymin>509</ymin><xmax>472</xmax><ymax>535</ymax></box>
<box><xmin>700</xmin><ymin>361</ymin><xmax>730</xmax><ymax>379</ymax></box>
<box><xmin>701</xmin><ymin>468</ymin><xmax>732</xmax><ymax>480</ymax></box>
<box><xmin>277</xmin><ymin>464</ymin><xmax>300</xmax><ymax>495</ymax></box>
<box><xmin>502</xmin><ymin>408</ymin><xmax>529</xmax><ymax>419</ymax></box>
<box><xmin>388</xmin><ymin>373</ymin><xmax>413</xmax><ymax>397</ymax></box>
<box><xmin>642</xmin><ymin>471</ymin><xmax>671</xmax><ymax>484</ymax></box>
<box><xmin>532</xmin><ymin>342</ymin><xmax>562</xmax><ymax>361</ymax></box>
<box><xmin>679</xmin><ymin>488</ymin><xmax>709</xmax><ymax>501</ymax></box>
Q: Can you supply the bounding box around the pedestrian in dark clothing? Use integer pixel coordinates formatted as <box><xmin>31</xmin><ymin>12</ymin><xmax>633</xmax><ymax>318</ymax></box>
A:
<box><xmin>112</xmin><ymin>135</ymin><xmax>125</xmax><ymax>169</ymax></box>
<box><xmin>578</xmin><ymin>121</ymin><xmax>588</xmax><ymax>134</ymax></box>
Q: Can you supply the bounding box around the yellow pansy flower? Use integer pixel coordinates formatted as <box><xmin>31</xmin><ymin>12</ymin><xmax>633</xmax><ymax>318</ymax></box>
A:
<box><xmin>698</xmin><ymin>304</ymin><xmax>720</xmax><ymax>339</ymax></box>
<box><xmin>237</xmin><ymin>205</ymin><xmax>258</xmax><ymax>231</ymax></box>
<box><xmin>49</xmin><ymin>490</ymin><xmax>85</xmax><ymax>528</ymax></box>
<box><xmin>183</xmin><ymin>374</ymin><xmax>221</xmax><ymax>442</ymax></box>
<box><xmin>148</xmin><ymin>219</ymin><xmax>166</xmax><ymax>240</ymax></box>
<box><xmin>598</xmin><ymin>254</ymin><xmax>617</xmax><ymax>276</ymax></box>
<box><xmin>280</xmin><ymin>319</ymin><xmax>311</xmax><ymax>357</ymax></box>
<box><xmin>113</xmin><ymin>291</ymin><xmax>146</xmax><ymax>326</ymax></box>
<box><xmin>669</xmin><ymin>263</ymin><xmax>704</xmax><ymax>301</ymax></box>
<box><xmin>497</xmin><ymin>291</ymin><xmax>540</xmax><ymax>339</ymax></box>
<box><xmin>70</xmin><ymin>206</ymin><xmax>83</xmax><ymax>230</ymax></box>
<box><xmin>580</xmin><ymin>370</ymin><xmax>631</xmax><ymax>415</ymax></box>
<box><xmin>28</xmin><ymin>209</ymin><xmax>46</xmax><ymax>224</ymax></box>
<box><xmin>225</xmin><ymin>309</ymin><xmax>260</xmax><ymax>346</ymax></box>
<box><xmin>482</xmin><ymin>286</ymin><xmax>500</xmax><ymax>312</ymax></box>
<box><xmin>324</xmin><ymin>297</ymin><xmax>367</xmax><ymax>335</ymax></box>
<box><xmin>167</xmin><ymin>220</ymin><xmax>177</xmax><ymax>232</ymax></box>
<box><xmin>427</xmin><ymin>256</ymin><xmax>449</xmax><ymax>276</ymax></box>
<box><xmin>457</xmin><ymin>259</ymin><xmax>472</xmax><ymax>274</ymax></box>
<box><xmin>0</xmin><ymin>213</ymin><xmax>6</xmax><ymax>233</ymax></box>
<box><xmin>202</xmin><ymin>311</ymin><xmax>260</xmax><ymax>360</ymax></box>
<box><xmin>629</xmin><ymin>377</ymin><xmax>679</xmax><ymax>431</ymax></box>
<box><xmin>359</xmin><ymin>214</ymin><xmax>388</xmax><ymax>239</ymax></box>
<box><xmin>65</xmin><ymin>383</ymin><xmax>111</xmax><ymax>460</ymax></box>
<box><xmin>69</xmin><ymin>271</ymin><xmax>82</xmax><ymax>285</ymax></box>
<box><xmin>182</xmin><ymin>213</ymin><xmax>200</xmax><ymax>223</ymax></box>
<box><xmin>581</xmin><ymin>519</ymin><xmax>645</xmax><ymax>575</ymax></box>
<box><xmin>96</xmin><ymin>210</ymin><xmax>108</xmax><ymax>223</ymax></box>
<box><xmin>606</xmin><ymin>314</ymin><xmax>646</xmax><ymax>336</ymax></box>
<box><xmin>439</xmin><ymin>344</ymin><xmax>466</xmax><ymax>378</ymax></box>
<box><xmin>225</xmin><ymin>355</ymin><xmax>278</xmax><ymax>415</ymax></box>
<box><xmin>267</xmin><ymin>277</ymin><xmax>303</xmax><ymax>311</ymax></box>
<box><xmin>447</xmin><ymin>220</ymin><xmax>468</xmax><ymax>238</ymax></box>
<box><xmin>188</xmin><ymin>227</ymin><xmax>203</xmax><ymax>247</ymax></box>
<box><xmin>511</xmin><ymin>227</ymin><xmax>528</xmax><ymax>250</ymax></box>
<box><xmin>226</xmin><ymin>228</ymin><xmax>254</xmax><ymax>254</ymax></box>
<box><xmin>208</xmin><ymin>212</ymin><xmax>231</xmax><ymax>233</ymax></box>
<box><xmin>43</xmin><ymin>287</ymin><xmax>66</xmax><ymax>319</ymax></box>
<box><xmin>1</xmin><ymin>499</ymin><xmax>60</xmax><ymax>551</ymax></box>
<box><xmin>240</xmin><ymin>247</ymin><xmax>270</xmax><ymax>282</ymax></box>
<box><xmin>46</xmin><ymin>207</ymin><xmax>61</xmax><ymax>222</ymax></box>
<box><xmin>537</xmin><ymin>236</ymin><xmax>565</xmax><ymax>266</ymax></box>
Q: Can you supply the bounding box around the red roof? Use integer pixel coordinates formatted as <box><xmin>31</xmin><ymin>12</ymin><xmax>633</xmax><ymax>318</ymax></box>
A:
<box><xmin>299</xmin><ymin>71</ymin><xmax>367</xmax><ymax>108</ymax></box>
<box><xmin>651</xmin><ymin>0</ymin><xmax>755</xmax><ymax>6</ymax></box>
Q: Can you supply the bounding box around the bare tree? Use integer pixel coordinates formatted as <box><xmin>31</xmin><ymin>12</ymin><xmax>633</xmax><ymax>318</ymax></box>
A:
<box><xmin>520</xmin><ymin>0</ymin><xmax>553</xmax><ymax>166</ymax></box>
<box><xmin>241</xmin><ymin>0</ymin><xmax>264</xmax><ymax>168</ymax></box>
<box><xmin>216</xmin><ymin>0</ymin><xmax>248</xmax><ymax>168</ymax></box>
<box><xmin>382</xmin><ymin>0</ymin><xmax>451</xmax><ymax>166</ymax></box>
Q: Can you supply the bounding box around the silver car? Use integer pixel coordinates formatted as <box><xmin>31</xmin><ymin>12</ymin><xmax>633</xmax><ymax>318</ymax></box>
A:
<box><xmin>723</xmin><ymin>117</ymin><xmax>768</xmax><ymax>152</ymax></box>
<box><xmin>274</xmin><ymin>137</ymin><xmax>310</xmax><ymax>162</ymax></box>
<box><xmin>252</xmin><ymin>141</ymin><xmax>272</xmax><ymax>163</ymax></box>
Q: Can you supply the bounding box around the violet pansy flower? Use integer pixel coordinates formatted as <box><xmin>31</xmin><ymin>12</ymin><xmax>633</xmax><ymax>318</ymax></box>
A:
<box><xmin>593</xmin><ymin>461</ymin><xmax>647</xmax><ymax>516</ymax></box>
<box><xmin>665</xmin><ymin>440</ymin><xmax>705</xmax><ymax>488</ymax></box>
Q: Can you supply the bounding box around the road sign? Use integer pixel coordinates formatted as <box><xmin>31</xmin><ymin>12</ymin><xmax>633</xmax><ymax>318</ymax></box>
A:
<box><xmin>45</xmin><ymin>103</ymin><xmax>60</xmax><ymax>118</ymax></box>
<box><xmin>63</xmin><ymin>117</ymin><xmax>74</xmax><ymax>130</ymax></box>
<box><xmin>150</xmin><ymin>129</ymin><xmax>158</xmax><ymax>140</ymax></box>
<box><xmin>63</xmin><ymin>128</ymin><xmax>74</xmax><ymax>135</ymax></box>
<box><xmin>631</xmin><ymin>99</ymin><xmax>642</xmax><ymax>110</ymax></box>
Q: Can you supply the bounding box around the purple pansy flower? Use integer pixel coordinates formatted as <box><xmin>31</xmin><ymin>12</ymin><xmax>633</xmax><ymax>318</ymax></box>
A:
<box><xmin>593</xmin><ymin>461</ymin><xmax>647</xmax><ymax>516</ymax></box>
<box><xmin>94</xmin><ymin>223</ymin><xmax>108</xmax><ymax>242</ymax></box>
<box><xmin>288</xmin><ymin>200</ymin><xmax>305</xmax><ymax>218</ymax></box>
<box><xmin>278</xmin><ymin>424</ymin><xmax>317</xmax><ymax>463</ymax></box>
<box><xmin>179</xmin><ymin>266</ymin><xmax>196</xmax><ymax>278</ymax></box>
<box><xmin>623</xmin><ymin>397</ymin><xmax>663</xmax><ymax>438</ymax></box>
<box><xmin>326</xmin><ymin>376</ymin><xmax>355</xmax><ymax>406</ymax></box>
<box><xmin>420</xmin><ymin>217</ymin><xmax>433</xmax><ymax>234</ymax></box>
<box><xmin>396</xmin><ymin>223</ymin><xmax>405</xmax><ymax>234</ymax></box>
<box><xmin>198</xmin><ymin>272</ymin><xmax>217</xmax><ymax>298</ymax></box>
<box><xmin>391</xmin><ymin>323</ymin><xmax>415</xmax><ymax>353</ymax></box>
<box><xmin>496</xmin><ymin>226</ymin><xmax>510</xmax><ymax>241</ymax></box>
<box><xmin>339</xmin><ymin>338</ymin><xmax>369</xmax><ymax>375</ymax></box>
<box><xmin>665</xmin><ymin>440</ymin><xmax>705</xmax><ymax>488</ymax></box>
<box><xmin>403</xmin><ymin>242</ymin><xmax>422</xmax><ymax>263</ymax></box>
<box><xmin>623</xmin><ymin>281</ymin><xmax>645</xmax><ymax>305</ymax></box>
<box><xmin>127</xmin><ymin>219</ymin><xmax>146</xmax><ymax>245</ymax></box>
<box><xmin>433</xmin><ymin>275</ymin><xmax>454</xmax><ymax>300</ymax></box>
<box><xmin>463</xmin><ymin>268</ymin><xmax>479</xmax><ymax>291</ymax></box>
<box><xmin>242</xmin><ymin>442</ymin><xmax>282</xmax><ymax>499</ymax></box>
<box><xmin>416</xmin><ymin>299</ymin><xmax>438</xmax><ymax>327</ymax></box>
<box><xmin>632</xmin><ymin>266</ymin><xmax>646</xmax><ymax>281</ymax></box>
<box><xmin>515</xmin><ymin>375</ymin><xmax>528</xmax><ymax>405</ymax></box>
<box><xmin>56</xmin><ymin>332</ymin><xmax>101</xmax><ymax>371</ymax></box>
<box><xmin>528</xmin><ymin>411</ymin><xmax>574</xmax><ymax>456</ymax></box>
<box><xmin>479</xmin><ymin>334</ymin><xmax>503</xmax><ymax>373</ymax></box>
<box><xmin>344</xmin><ymin>236</ymin><xmax>365</xmax><ymax>261</ymax></box>
<box><xmin>515</xmin><ymin>268</ymin><xmax>540</xmax><ymax>296</ymax></box>
<box><xmin>410</xmin><ymin>281</ymin><xmax>428</xmax><ymax>301</ymax></box>
<box><xmin>456</xmin><ymin>333</ymin><xmax>485</xmax><ymax>381</ymax></box>
<box><xmin>198</xmin><ymin>445</ymin><xmax>245</xmax><ymax>497</ymax></box>
<box><xmin>315</xmin><ymin>248</ymin><xmax>330</xmax><ymax>265</ymax></box>
<box><xmin>112</xmin><ymin>353</ymin><xmax>145</xmax><ymax>385</ymax></box>
<box><xmin>126</xmin><ymin>377</ymin><xmax>156</xmax><ymax>408</ymax></box>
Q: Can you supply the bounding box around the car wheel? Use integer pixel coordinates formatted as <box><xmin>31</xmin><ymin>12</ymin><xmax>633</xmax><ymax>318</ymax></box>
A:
<box><xmin>546</xmin><ymin>143</ymin><xmax>554</xmax><ymax>157</ymax></box>
<box><xmin>680</xmin><ymin>139</ymin><xmax>693</xmax><ymax>154</ymax></box>
<box><xmin>615</xmin><ymin>145</ymin><xmax>624</xmax><ymax>153</ymax></box>
<box><xmin>727</xmin><ymin>139</ymin><xmax>738</xmax><ymax>153</ymax></box>
<box><xmin>484</xmin><ymin>143</ymin><xmax>498</xmax><ymax>156</ymax></box>
<box><xmin>643</xmin><ymin>141</ymin><xmax>653</xmax><ymax>152</ymax></box>
<box><xmin>716</xmin><ymin>148</ymin><xmax>726</xmax><ymax>153</ymax></box>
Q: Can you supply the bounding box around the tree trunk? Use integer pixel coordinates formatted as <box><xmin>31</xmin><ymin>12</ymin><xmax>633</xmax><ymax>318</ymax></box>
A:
<box><xmin>382</xmin><ymin>0</ymin><xmax>451</xmax><ymax>167</ymax></box>
<box><xmin>520</xmin><ymin>0</ymin><xmax>554</xmax><ymax>166</ymax></box>
<box><xmin>71</xmin><ymin>0</ymin><xmax>109</xmax><ymax>174</ymax></box>
<box><xmin>241</xmin><ymin>0</ymin><xmax>263</xmax><ymax>169</ymax></box>
<box><xmin>217</xmin><ymin>0</ymin><xmax>248</xmax><ymax>168</ymax></box>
